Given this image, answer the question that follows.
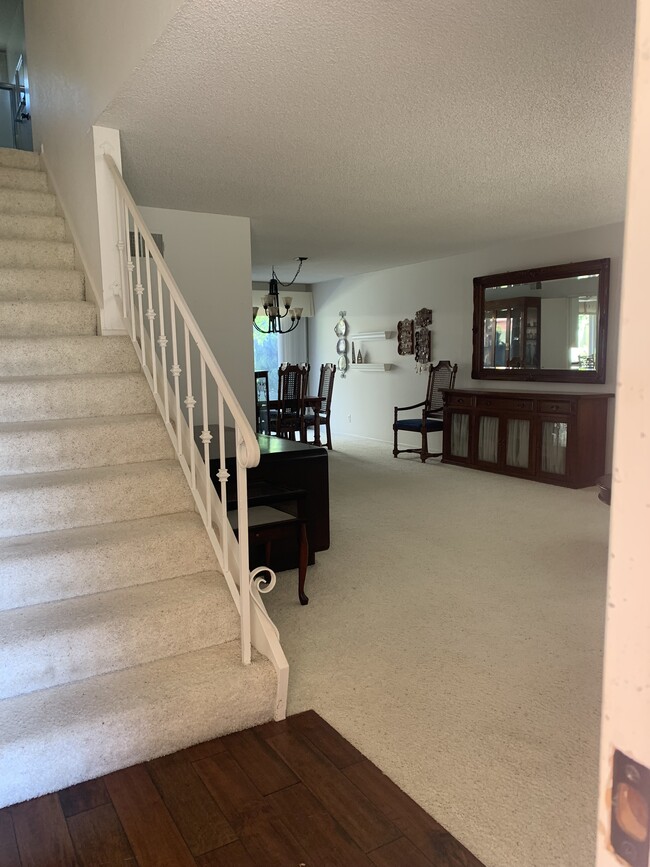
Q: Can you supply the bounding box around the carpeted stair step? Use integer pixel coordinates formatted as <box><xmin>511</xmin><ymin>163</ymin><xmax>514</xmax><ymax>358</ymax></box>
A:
<box><xmin>0</xmin><ymin>165</ymin><xmax>48</xmax><ymax>192</ymax></box>
<box><xmin>0</xmin><ymin>640</ymin><xmax>276</xmax><ymax>808</ymax></box>
<box><xmin>0</xmin><ymin>572</ymin><xmax>240</xmax><ymax>700</ymax></box>
<box><xmin>0</xmin><ymin>459</ymin><xmax>195</xmax><ymax>538</ymax></box>
<box><xmin>0</xmin><ymin>300</ymin><xmax>97</xmax><ymax>336</ymax></box>
<box><xmin>0</xmin><ymin>372</ymin><xmax>154</xmax><ymax>423</ymax></box>
<box><xmin>0</xmin><ymin>268</ymin><xmax>84</xmax><ymax>301</ymax></box>
<box><xmin>0</xmin><ymin>335</ymin><xmax>138</xmax><ymax>377</ymax></box>
<box><xmin>0</xmin><ymin>238</ymin><xmax>74</xmax><ymax>270</ymax></box>
<box><xmin>0</xmin><ymin>512</ymin><xmax>217</xmax><ymax>610</ymax></box>
<box><xmin>0</xmin><ymin>213</ymin><xmax>65</xmax><ymax>242</ymax></box>
<box><xmin>0</xmin><ymin>413</ymin><xmax>173</xmax><ymax>475</ymax></box>
<box><xmin>0</xmin><ymin>188</ymin><xmax>56</xmax><ymax>217</ymax></box>
<box><xmin>0</xmin><ymin>147</ymin><xmax>40</xmax><ymax>171</ymax></box>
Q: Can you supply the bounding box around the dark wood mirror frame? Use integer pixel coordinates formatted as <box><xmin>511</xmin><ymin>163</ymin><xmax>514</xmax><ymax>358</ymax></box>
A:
<box><xmin>471</xmin><ymin>258</ymin><xmax>610</xmax><ymax>384</ymax></box>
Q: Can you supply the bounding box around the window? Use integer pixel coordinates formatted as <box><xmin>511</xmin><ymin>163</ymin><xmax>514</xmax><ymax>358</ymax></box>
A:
<box><xmin>253</xmin><ymin>316</ymin><xmax>280</xmax><ymax>398</ymax></box>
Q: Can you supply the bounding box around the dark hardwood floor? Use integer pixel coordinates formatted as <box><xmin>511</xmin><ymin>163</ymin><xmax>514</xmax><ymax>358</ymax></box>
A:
<box><xmin>0</xmin><ymin>710</ymin><xmax>484</xmax><ymax>866</ymax></box>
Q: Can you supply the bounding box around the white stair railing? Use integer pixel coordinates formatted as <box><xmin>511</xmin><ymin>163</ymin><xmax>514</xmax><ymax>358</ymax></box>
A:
<box><xmin>104</xmin><ymin>154</ymin><xmax>264</xmax><ymax>668</ymax></box>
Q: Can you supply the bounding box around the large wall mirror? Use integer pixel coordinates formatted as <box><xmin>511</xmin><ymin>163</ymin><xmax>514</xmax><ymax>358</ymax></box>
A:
<box><xmin>472</xmin><ymin>258</ymin><xmax>610</xmax><ymax>384</ymax></box>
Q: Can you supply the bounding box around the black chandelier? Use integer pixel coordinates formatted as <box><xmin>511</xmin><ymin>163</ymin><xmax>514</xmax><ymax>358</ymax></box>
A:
<box><xmin>253</xmin><ymin>257</ymin><xmax>308</xmax><ymax>335</ymax></box>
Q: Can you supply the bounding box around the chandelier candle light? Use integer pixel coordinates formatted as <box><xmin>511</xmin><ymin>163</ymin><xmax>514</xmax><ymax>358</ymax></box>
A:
<box><xmin>253</xmin><ymin>257</ymin><xmax>308</xmax><ymax>334</ymax></box>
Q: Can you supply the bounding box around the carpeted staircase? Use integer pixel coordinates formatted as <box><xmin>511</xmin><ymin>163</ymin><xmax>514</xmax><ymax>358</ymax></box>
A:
<box><xmin>0</xmin><ymin>147</ymin><xmax>276</xmax><ymax>808</ymax></box>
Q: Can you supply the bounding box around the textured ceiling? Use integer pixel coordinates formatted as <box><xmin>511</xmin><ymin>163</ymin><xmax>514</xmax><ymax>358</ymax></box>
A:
<box><xmin>99</xmin><ymin>0</ymin><xmax>636</xmax><ymax>282</ymax></box>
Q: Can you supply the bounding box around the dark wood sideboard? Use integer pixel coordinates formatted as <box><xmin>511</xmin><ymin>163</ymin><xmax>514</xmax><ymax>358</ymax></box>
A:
<box><xmin>441</xmin><ymin>389</ymin><xmax>613</xmax><ymax>488</ymax></box>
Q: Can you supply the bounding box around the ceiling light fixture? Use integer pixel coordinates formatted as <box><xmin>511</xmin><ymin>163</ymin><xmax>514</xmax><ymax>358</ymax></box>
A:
<box><xmin>253</xmin><ymin>257</ymin><xmax>308</xmax><ymax>334</ymax></box>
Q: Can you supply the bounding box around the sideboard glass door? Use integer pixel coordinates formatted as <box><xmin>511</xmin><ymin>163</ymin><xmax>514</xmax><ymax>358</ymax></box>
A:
<box><xmin>540</xmin><ymin>420</ymin><xmax>568</xmax><ymax>477</ymax></box>
<box><xmin>450</xmin><ymin>412</ymin><xmax>470</xmax><ymax>460</ymax></box>
<box><xmin>477</xmin><ymin>415</ymin><xmax>499</xmax><ymax>464</ymax></box>
<box><xmin>505</xmin><ymin>419</ymin><xmax>531</xmax><ymax>472</ymax></box>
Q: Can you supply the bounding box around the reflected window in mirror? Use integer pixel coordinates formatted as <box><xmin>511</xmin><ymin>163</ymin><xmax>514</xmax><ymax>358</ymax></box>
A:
<box><xmin>472</xmin><ymin>259</ymin><xmax>609</xmax><ymax>384</ymax></box>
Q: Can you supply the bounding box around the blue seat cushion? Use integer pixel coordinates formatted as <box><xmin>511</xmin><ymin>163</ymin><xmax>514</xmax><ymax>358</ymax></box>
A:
<box><xmin>394</xmin><ymin>418</ymin><xmax>444</xmax><ymax>432</ymax></box>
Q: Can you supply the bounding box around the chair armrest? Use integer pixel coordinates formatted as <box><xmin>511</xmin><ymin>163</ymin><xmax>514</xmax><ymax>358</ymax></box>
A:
<box><xmin>394</xmin><ymin>400</ymin><xmax>426</xmax><ymax>416</ymax></box>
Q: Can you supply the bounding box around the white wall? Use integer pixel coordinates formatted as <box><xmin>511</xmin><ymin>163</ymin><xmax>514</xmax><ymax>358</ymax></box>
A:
<box><xmin>22</xmin><ymin>0</ymin><xmax>183</xmax><ymax>302</ymax></box>
<box><xmin>139</xmin><ymin>206</ymin><xmax>255</xmax><ymax>424</ymax></box>
<box><xmin>309</xmin><ymin>222</ymin><xmax>624</xmax><ymax>465</ymax></box>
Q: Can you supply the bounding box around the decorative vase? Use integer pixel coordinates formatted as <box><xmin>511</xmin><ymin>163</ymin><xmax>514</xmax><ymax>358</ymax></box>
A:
<box><xmin>351</xmin><ymin>341</ymin><xmax>355</xmax><ymax>362</ymax></box>
<box><xmin>357</xmin><ymin>349</ymin><xmax>363</xmax><ymax>364</ymax></box>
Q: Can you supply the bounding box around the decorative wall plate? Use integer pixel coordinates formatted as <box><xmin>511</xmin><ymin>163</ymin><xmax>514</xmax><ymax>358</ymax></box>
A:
<box><xmin>397</xmin><ymin>319</ymin><xmax>414</xmax><ymax>355</ymax></box>
<box><xmin>336</xmin><ymin>337</ymin><xmax>348</xmax><ymax>354</ymax></box>
<box><xmin>334</xmin><ymin>317</ymin><xmax>348</xmax><ymax>337</ymax></box>
<box><xmin>337</xmin><ymin>355</ymin><xmax>348</xmax><ymax>371</ymax></box>
<box><xmin>414</xmin><ymin>327</ymin><xmax>431</xmax><ymax>365</ymax></box>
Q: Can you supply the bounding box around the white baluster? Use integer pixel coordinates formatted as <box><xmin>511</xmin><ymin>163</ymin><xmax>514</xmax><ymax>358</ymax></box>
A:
<box><xmin>157</xmin><ymin>273</ymin><xmax>170</xmax><ymax>425</ymax></box>
<box><xmin>133</xmin><ymin>221</ymin><xmax>145</xmax><ymax>366</ymax></box>
<box><xmin>217</xmin><ymin>390</ymin><xmax>229</xmax><ymax>576</ymax></box>
<box><xmin>169</xmin><ymin>297</ymin><xmax>182</xmax><ymax>455</ymax></box>
<box><xmin>236</xmin><ymin>441</ymin><xmax>251</xmax><ymax>665</ymax></box>
<box><xmin>200</xmin><ymin>358</ymin><xmax>213</xmax><ymax>529</ymax></box>
<box><xmin>144</xmin><ymin>240</ymin><xmax>157</xmax><ymax>394</ymax></box>
<box><xmin>184</xmin><ymin>323</ymin><xmax>196</xmax><ymax>490</ymax></box>
<box><xmin>124</xmin><ymin>202</ymin><xmax>136</xmax><ymax>341</ymax></box>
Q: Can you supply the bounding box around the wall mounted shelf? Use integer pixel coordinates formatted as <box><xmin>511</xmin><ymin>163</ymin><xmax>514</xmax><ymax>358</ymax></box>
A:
<box><xmin>350</xmin><ymin>363</ymin><xmax>394</xmax><ymax>371</ymax></box>
<box><xmin>348</xmin><ymin>331</ymin><xmax>394</xmax><ymax>341</ymax></box>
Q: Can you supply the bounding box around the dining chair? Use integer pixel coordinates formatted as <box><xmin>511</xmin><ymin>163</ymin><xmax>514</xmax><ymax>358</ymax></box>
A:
<box><xmin>272</xmin><ymin>363</ymin><xmax>308</xmax><ymax>440</ymax></box>
<box><xmin>393</xmin><ymin>360</ymin><xmax>458</xmax><ymax>462</ymax></box>
<box><xmin>303</xmin><ymin>362</ymin><xmax>336</xmax><ymax>449</ymax></box>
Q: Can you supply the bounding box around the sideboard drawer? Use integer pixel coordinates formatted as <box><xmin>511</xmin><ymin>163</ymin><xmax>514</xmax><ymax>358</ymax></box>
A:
<box><xmin>537</xmin><ymin>399</ymin><xmax>574</xmax><ymax>415</ymax></box>
<box><xmin>476</xmin><ymin>396</ymin><xmax>534</xmax><ymax>413</ymax></box>
<box><xmin>447</xmin><ymin>394</ymin><xmax>474</xmax><ymax>408</ymax></box>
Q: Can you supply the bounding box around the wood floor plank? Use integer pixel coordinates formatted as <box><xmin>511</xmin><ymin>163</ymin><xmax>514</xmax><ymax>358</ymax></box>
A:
<box><xmin>196</xmin><ymin>840</ymin><xmax>256</xmax><ymax>867</ymax></box>
<box><xmin>11</xmin><ymin>794</ymin><xmax>78</xmax><ymax>867</ymax></box>
<box><xmin>369</xmin><ymin>836</ymin><xmax>436</xmax><ymax>866</ymax></box>
<box><xmin>287</xmin><ymin>710</ymin><xmax>365</xmax><ymax>768</ymax></box>
<box><xmin>344</xmin><ymin>759</ymin><xmax>485</xmax><ymax>866</ymax></box>
<box><xmin>219</xmin><ymin>729</ymin><xmax>298</xmax><ymax>795</ymax></box>
<box><xmin>58</xmin><ymin>779</ymin><xmax>110</xmax><ymax>818</ymax></box>
<box><xmin>265</xmin><ymin>781</ymin><xmax>327</xmax><ymax>821</ymax></box>
<box><xmin>66</xmin><ymin>803</ymin><xmax>135</xmax><ymax>867</ymax></box>
<box><xmin>103</xmin><ymin>764</ymin><xmax>195</xmax><ymax>867</ymax></box>
<box><xmin>175</xmin><ymin>737</ymin><xmax>229</xmax><ymax>763</ymax></box>
<box><xmin>238</xmin><ymin>817</ymin><xmax>310</xmax><ymax>866</ymax></box>
<box><xmin>250</xmin><ymin>716</ymin><xmax>293</xmax><ymax>741</ymax></box>
<box><xmin>286</xmin><ymin>809</ymin><xmax>375</xmax><ymax>867</ymax></box>
<box><xmin>0</xmin><ymin>808</ymin><xmax>21</xmax><ymax>867</ymax></box>
<box><xmin>267</xmin><ymin>732</ymin><xmax>400</xmax><ymax>853</ymax></box>
<box><xmin>193</xmin><ymin>753</ymin><xmax>275</xmax><ymax>828</ymax></box>
<box><xmin>147</xmin><ymin>752</ymin><xmax>237</xmax><ymax>855</ymax></box>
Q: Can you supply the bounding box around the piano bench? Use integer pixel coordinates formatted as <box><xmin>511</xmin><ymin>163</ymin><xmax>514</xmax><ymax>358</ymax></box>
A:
<box><xmin>229</xmin><ymin>505</ymin><xmax>309</xmax><ymax>605</ymax></box>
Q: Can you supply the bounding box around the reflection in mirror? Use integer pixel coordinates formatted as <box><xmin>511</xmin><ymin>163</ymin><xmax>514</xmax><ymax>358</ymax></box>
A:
<box><xmin>472</xmin><ymin>259</ymin><xmax>609</xmax><ymax>384</ymax></box>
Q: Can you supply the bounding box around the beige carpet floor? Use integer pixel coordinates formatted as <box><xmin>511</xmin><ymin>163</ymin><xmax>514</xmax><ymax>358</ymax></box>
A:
<box><xmin>264</xmin><ymin>434</ymin><xmax>609</xmax><ymax>867</ymax></box>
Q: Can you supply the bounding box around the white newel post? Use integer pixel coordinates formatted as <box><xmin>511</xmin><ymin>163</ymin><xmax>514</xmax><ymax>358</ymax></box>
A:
<box><xmin>596</xmin><ymin>0</ymin><xmax>650</xmax><ymax>863</ymax></box>
<box><xmin>93</xmin><ymin>125</ymin><xmax>126</xmax><ymax>335</ymax></box>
